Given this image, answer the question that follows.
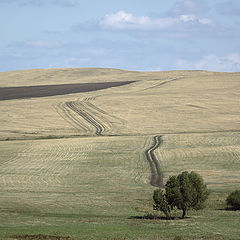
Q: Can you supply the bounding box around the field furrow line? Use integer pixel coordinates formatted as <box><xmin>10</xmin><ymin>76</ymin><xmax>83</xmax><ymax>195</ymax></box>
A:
<box><xmin>133</xmin><ymin>136</ymin><xmax>153</xmax><ymax>184</ymax></box>
<box><xmin>75</xmin><ymin>101</ymin><xmax>112</xmax><ymax>132</ymax></box>
<box><xmin>55</xmin><ymin>102</ymin><xmax>91</xmax><ymax>133</ymax></box>
<box><xmin>84</xmin><ymin>100</ymin><xmax>127</xmax><ymax>125</ymax></box>
<box><xmin>142</xmin><ymin>77</ymin><xmax>183</xmax><ymax>91</ymax></box>
<box><xmin>71</xmin><ymin>101</ymin><xmax>106</xmax><ymax>135</ymax></box>
<box><xmin>66</xmin><ymin>101</ymin><xmax>104</xmax><ymax>136</ymax></box>
<box><xmin>56</xmin><ymin>95</ymin><xmax>126</xmax><ymax>136</ymax></box>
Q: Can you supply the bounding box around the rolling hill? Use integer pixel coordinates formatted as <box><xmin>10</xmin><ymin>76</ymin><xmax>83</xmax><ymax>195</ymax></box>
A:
<box><xmin>0</xmin><ymin>68</ymin><xmax>239</xmax><ymax>240</ymax></box>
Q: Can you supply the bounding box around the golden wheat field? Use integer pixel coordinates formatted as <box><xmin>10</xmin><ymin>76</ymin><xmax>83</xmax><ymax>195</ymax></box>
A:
<box><xmin>0</xmin><ymin>69</ymin><xmax>239</xmax><ymax>140</ymax></box>
<box><xmin>0</xmin><ymin>68</ymin><xmax>239</xmax><ymax>240</ymax></box>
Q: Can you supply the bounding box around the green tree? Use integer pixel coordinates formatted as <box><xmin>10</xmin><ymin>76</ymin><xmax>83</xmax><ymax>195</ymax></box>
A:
<box><xmin>166</xmin><ymin>171</ymin><xmax>209</xmax><ymax>218</ymax></box>
<box><xmin>153</xmin><ymin>189</ymin><xmax>171</xmax><ymax>219</ymax></box>
<box><xmin>153</xmin><ymin>171</ymin><xmax>209</xmax><ymax>219</ymax></box>
<box><xmin>226</xmin><ymin>190</ymin><xmax>240</xmax><ymax>210</ymax></box>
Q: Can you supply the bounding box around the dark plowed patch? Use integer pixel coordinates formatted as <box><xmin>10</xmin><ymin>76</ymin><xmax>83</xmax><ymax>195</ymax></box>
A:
<box><xmin>0</xmin><ymin>81</ymin><xmax>135</xmax><ymax>101</ymax></box>
<box><xmin>11</xmin><ymin>234</ymin><xmax>73</xmax><ymax>240</ymax></box>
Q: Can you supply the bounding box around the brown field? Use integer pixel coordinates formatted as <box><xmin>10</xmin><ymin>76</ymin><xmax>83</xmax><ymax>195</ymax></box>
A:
<box><xmin>0</xmin><ymin>81</ymin><xmax>134</xmax><ymax>101</ymax></box>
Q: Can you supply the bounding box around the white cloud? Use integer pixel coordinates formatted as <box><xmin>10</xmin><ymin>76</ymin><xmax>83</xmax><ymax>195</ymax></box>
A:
<box><xmin>179</xmin><ymin>15</ymin><xmax>214</xmax><ymax>26</ymax></box>
<box><xmin>99</xmin><ymin>11</ymin><xmax>176</xmax><ymax>30</ymax></box>
<box><xmin>175</xmin><ymin>53</ymin><xmax>240</xmax><ymax>72</ymax></box>
<box><xmin>198</xmin><ymin>18</ymin><xmax>214</xmax><ymax>26</ymax></box>
<box><xmin>99</xmin><ymin>11</ymin><xmax>214</xmax><ymax>31</ymax></box>
<box><xmin>180</xmin><ymin>14</ymin><xmax>196</xmax><ymax>22</ymax></box>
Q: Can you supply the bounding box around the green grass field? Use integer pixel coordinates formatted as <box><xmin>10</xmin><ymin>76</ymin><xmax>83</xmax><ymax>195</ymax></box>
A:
<box><xmin>0</xmin><ymin>68</ymin><xmax>239</xmax><ymax>239</ymax></box>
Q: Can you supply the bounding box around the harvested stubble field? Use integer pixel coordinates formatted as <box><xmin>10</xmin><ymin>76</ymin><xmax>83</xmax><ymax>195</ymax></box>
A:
<box><xmin>0</xmin><ymin>68</ymin><xmax>239</xmax><ymax>240</ymax></box>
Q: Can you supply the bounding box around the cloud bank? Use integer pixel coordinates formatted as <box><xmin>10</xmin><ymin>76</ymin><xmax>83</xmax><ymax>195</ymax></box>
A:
<box><xmin>176</xmin><ymin>53</ymin><xmax>240</xmax><ymax>72</ymax></box>
<box><xmin>99</xmin><ymin>10</ymin><xmax>214</xmax><ymax>31</ymax></box>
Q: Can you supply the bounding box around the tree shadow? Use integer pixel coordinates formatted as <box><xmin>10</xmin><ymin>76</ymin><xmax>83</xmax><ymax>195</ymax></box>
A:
<box><xmin>10</xmin><ymin>235</ymin><xmax>73</xmax><ymax>240</ymax></box>
<box><xmin>222</xmin><ymin>207</ymin><xmax>240</xmax><ymax>211</ymax></box>
<box><xmin>129</xmin><ymin>215</ymin><xmax>190</xmax><ymax>221</ymax></box>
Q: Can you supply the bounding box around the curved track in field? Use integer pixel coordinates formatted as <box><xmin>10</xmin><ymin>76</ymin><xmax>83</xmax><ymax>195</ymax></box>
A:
<box><xmin>56</xmin><ymin>98</ymin><xmax>125</xmax><ymax>136</ymax></box>
<box><xmin>145</xmin><ymin>135</ymin><xmax>164</xmax><ymax>188</ymax></box>
<box><xmin>142</xmin><ymin>77</ymin><xmax>183</xmax><ymax>91</ymax></box>
<box><xmin>55</xmin><ymin>102</ymin><xmax>92</xmax><ymax>133</ymax></box>
<box><xmin>65</xmin><ymin>101</ymin><xmax>105</xmax><ymax>136</ymax></box>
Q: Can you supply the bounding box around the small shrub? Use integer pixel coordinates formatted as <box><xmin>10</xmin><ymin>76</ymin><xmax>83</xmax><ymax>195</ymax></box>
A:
<box><xmin>226</xmin><ymin>190</ymin><xmax>240</xmax><ymax>210</ymax></box>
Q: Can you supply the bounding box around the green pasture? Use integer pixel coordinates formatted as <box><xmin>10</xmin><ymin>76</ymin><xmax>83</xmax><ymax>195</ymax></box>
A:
<box><xmin>0</xmin><ymin>133</ymin><xmax>239</xmax><ymax>239</ymax></box>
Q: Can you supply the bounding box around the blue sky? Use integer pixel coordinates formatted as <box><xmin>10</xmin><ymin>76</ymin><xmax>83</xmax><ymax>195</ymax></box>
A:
<box><xmin>0</xmin><ymin>0</ymin><xmax>240</xmax><ymax>72</ymax></box>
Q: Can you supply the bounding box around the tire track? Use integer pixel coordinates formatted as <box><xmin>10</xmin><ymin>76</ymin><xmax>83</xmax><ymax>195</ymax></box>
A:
<box><xmin>56</xmin><ymin>97</ymin><xmax>125</xmax><ymax>136</ymax></box>
<box><xmin>83</xmin><ymin>99</ymin><xmax>127</xmax><ymax>125</ymax></box>
<box><xmin>75</xmin><ymin>101</ymin><xmax>111</xmax><ymax>132</ymax></box>
<box><xmin>66</xmin><ymin>101</ymin><xmax>104</xmax><ymax>136</ymax></box>
<box><xmin>54</xmin><ymin>102</ymin><xmax>91</xmax><ymax>133</ymax></box>
<box><xmin>142</xmin><ymin>77</ymin><xmax>183</xmax><ymax>91</ymax></box>
<box><xmin>145</xmin><ymin>135</ymin><xmax>164</xmax><ymax>188</ymax></box>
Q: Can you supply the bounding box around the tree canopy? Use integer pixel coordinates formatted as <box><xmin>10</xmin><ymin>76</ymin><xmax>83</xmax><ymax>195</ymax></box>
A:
<box><xmin>153</xmin><ymin>171</ymin><xmax>209</xmax><ymax>219</ymax></box>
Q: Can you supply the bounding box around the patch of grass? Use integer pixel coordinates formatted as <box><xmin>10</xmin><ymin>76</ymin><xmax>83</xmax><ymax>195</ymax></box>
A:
<box><xmin>0</xmin><ymin>209</ymin><xmax>239</xmax><ymax>240</ymax></box>
<box><xmin>0</xmin><ymin>135</ymin><xmax>240</xmax><ymax>239</ymax></box>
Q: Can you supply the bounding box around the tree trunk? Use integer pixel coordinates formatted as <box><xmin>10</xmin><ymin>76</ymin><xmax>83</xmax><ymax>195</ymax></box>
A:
<box><xmin>182</xmin><ymin>208</ymin><xmax>186</xmax><ymax>219</ymax></box>
<box><xmin>164</xmin><ymin>211</ymin><xmax>171</xmax><ymax>220</ymax></box>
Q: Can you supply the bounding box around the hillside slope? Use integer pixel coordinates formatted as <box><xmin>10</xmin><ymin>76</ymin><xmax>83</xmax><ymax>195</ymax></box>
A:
<box><xmin>0</xmin><ymin>68</ymin><xmax>239</xmax><ymax>140</ymax></box>
<box><xmin>0</xmin><ymin>68</ymin><xmax>239</xmax><ymax>239</ymax></box>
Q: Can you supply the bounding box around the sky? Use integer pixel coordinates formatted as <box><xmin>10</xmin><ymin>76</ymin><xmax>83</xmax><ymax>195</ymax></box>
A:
<box><xmin>0</xmin><ymin>0</ymin><xmax>240</xmax><ymax>72</ymax></box>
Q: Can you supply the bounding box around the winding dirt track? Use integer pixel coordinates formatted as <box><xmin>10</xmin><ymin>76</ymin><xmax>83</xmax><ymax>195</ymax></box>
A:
<box><xmin>145</xmin><ymin>135</ymin><xmax>164</xmax><ymax>188</ymax></box>
<box><xmin>56</xmin><ymin>97</ymin><xmax>126</xmax><ymax>136</ymax></box>
<box><xmin>0</xmin><ymin>81</ymin><xmax>135</xmax><ymax>101</ymax></box>
<box><xmin>55</xmin><ymin>102</ymin><xmax>91</xmax><ymax>133</ymax></box>
<box><xmin>65</xmin><ymin>101</ymin><xmax>105</xmax><ymax>136</ymax></box>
